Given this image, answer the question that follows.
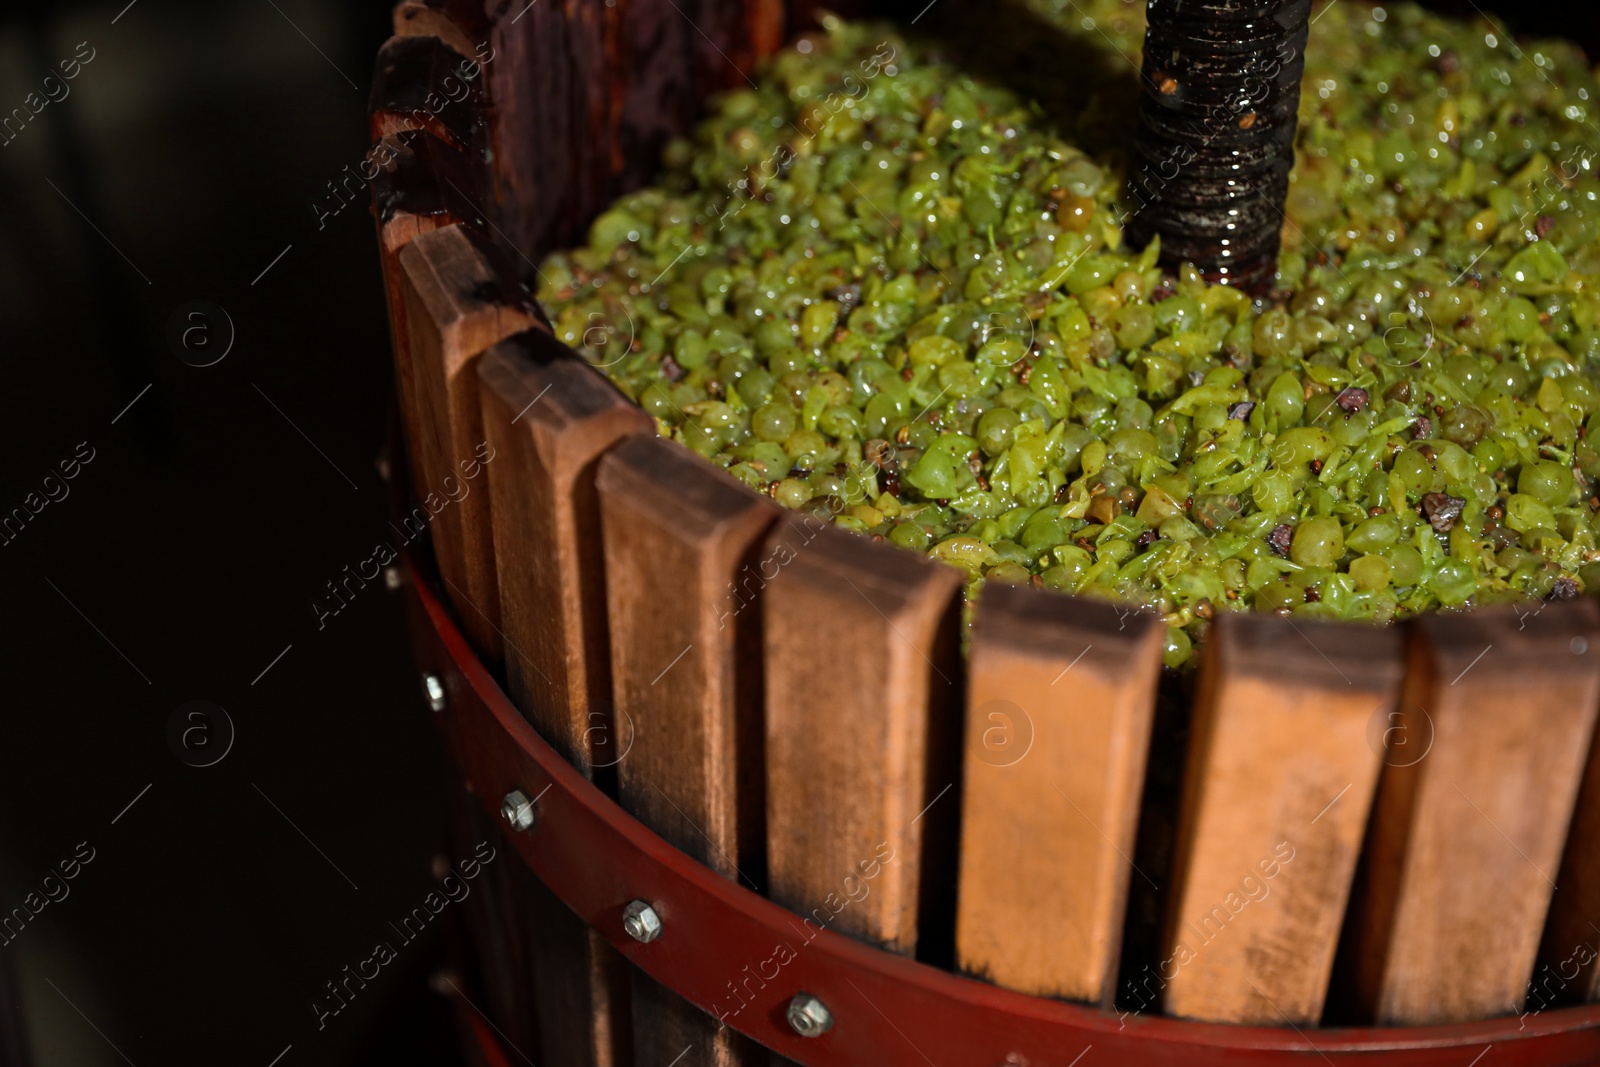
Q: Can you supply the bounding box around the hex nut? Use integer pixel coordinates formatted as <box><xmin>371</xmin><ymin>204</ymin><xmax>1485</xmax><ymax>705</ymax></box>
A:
<box><xmin>423</xmin><ymin>673</ymin><xmax>447</xmax><ymax>713</ymax></box>
<box><xmin>501</xmin><ymin>789</ymin><xmax>536</xmax><ymax>831</ymax></box>
<box><xmin>786</xmin><ymin>992</ymin><xmax>833</xmax><ymax>1038</ymax></box>
<box><xmin>622</xmin><ymin>900</ymin><xmax>662</xmax><ymax>943</ymax></box>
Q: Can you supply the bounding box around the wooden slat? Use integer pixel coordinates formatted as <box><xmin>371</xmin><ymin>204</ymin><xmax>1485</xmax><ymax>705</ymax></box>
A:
<box><xmin>371</xmin><ymin>129</ymin><xmax>486</xmax><ymax>528</ymax></box>
<box><xmin>1541</xmin><ymin>669</ymin><xmax>1600</xmax><ymax>1006</ymax></box>
<box><xmin>369</xmin><ymin>34</ymin><xmax>483</xmax><ymax>148</ymax></box>
<box><xmin>477</xmin><ymin>331</ymin><xmax>652</xmax><ymax>766</ymax></box>
<box><xmin>1340</xmin><ymin>600</ymin><xmax>1600</xmax><ymax>1024</ymax></box>
<box><xmin>955</xmin><ymin>583</ymin><xmax>1163</xmax><ymax>1004</ymax></box>
<box><xmin>477</xmin><ymin>332</ymin><xmax>652</xmax><ymax>1067</ymax></box>
<box><xmin>392</xmin><ymin>0</ymin><xmax>486</xmax><ymax>59</ymax></box>
<box><xmin>1159</xmin><ymin>613</ymin><xmax>1400</xmax><ymax>1025</ymax></box>
<box><xmin>396</xmin><ymin>225</ymin><xmax>536</xmax><ymax>659</ymax></box>
<box><xmin>597</xmin><ymin>435</ymin><xmax>777</xmax><ymax>1067</ymax></box>
<box><xmin>509</xmin><ymin>858</ymin><xmax>633</xmax><ymax>1067</ymax></box>
<box><xmin>598</xmin><ymin>434</ymin><xmax>777</xmax><ymax>878</ymax></box>
<box><xmin>763</xmin><ymin>515</ymin><xmax>963</xmax><ymax>956</ymax></box>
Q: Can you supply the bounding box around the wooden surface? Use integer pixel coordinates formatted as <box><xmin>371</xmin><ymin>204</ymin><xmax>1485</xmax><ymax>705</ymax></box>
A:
<box><xmin>368</xmin><ymin>33</ymin><xmax>485</xmax><ymax>148</ymax></box>
<box><xmin>397</xmin><ymin>225</ymin><xmax>536</xmax><ymax>659</ymax></box>
<box><xmin>392</xmin><ymin>0</ymin><xmax>487</xmax><ymax>59</ymax></box>
<box><xmin>762</xmin><ymin>516</ymin><xmax>963</xmax><ymax>957</ymax></box>
<box><xmin>955</xmin><ymin>583</ymin><xmax>1163</xmax><ymax>1005</ymax></box>
<box><xmin>477</xmin><ymin>332</ymin><xmax>653</xmax><ymax>769</ymax></box>
<box><xmin>598</xmin><ymin>434</ymin><xmax>777</xmax><ymax>880</ymax></box>
<box><xmin>486</xmin><ymin>0</ymin><xmax>788</xmax><ymax>265</ymax></box>
<box><xmin>477</xmin><ymin>334</ymin><xmax>652</xmax><ymax>1067</ymax></box>
<box><xmin>509</xmin><ymin>858</ymin><xmax>634</xmax><ymax>1067</ymax></box>
<box><xmin>1160</xmin><ymin>613</ymin><xmax>1400</xmax><ymax>1025</ymax></box>
<box><xmin>371</xmin><ymin>129</ymin><xmax>487</xmax><ymax>545</ymax></box>
<box><xmin>597</xmin><ymin>434</ymin><xmax>777</xmax><ymax>1067</ymax></box>
<box><xmin>1541</xmin><ymin>677</ymin><xmax>1600</xmax><ymax>1006</ymax></box>
<box><xmin>1340</xmin><ymin>601</ymin><xmax>1600</xmax><ymax>1025</ymax></box>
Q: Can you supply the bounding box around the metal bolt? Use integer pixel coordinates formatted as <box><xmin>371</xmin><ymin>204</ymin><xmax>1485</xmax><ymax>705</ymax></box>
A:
<box><xmin>384</xmin><ymin>566</ymin><xmax>403</xmax><ymax>590</ymax></box>
<box><xmin>622</xmin><ymin>900</ymin><xmax>662</xmax><ymax>943</ymax></box>
<box><xmin>501</xmin><ymin>789</ymin><xmax>536</xmax><ymax>831</ymax></box>
<box><xmin>786</xmin><ymin>992</ymin><xmax>833</xmax><ymax>1038</ymax></box>
<box><xmin>423</xmin><ymin>673</ymin><xmax>447</xmax><ymax>713</ymax></box>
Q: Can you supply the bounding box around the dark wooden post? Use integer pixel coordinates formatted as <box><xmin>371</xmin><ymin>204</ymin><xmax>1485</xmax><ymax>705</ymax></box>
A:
<box><xmin>1126</xmin><ymin>0</ymin><xmax>1311</xmax><ymax>293</ymax></box>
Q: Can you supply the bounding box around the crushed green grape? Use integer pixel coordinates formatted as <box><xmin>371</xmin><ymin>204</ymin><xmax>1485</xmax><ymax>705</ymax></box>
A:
<box><xmin>537</xmin><ymin>2</ymin><xmax>1600</xmax><ymax>667</ymax></box>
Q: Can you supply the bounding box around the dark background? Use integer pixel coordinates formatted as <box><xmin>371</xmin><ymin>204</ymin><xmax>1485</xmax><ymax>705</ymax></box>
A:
<box><xmin>0</xmin><ymin>0</ymin><xmax>464</xmax><ymax>1064</ymax></box>
<box><xmin>4</xmin><ymin>1</ymin><xmax>1600</xmax><ymax>1066</ymax></box>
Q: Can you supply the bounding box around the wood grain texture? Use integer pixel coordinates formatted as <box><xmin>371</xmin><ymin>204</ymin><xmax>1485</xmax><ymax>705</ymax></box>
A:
<box><xmin>366</xmin><ymin>33</ymin><xmax>484</xmax><ymax>500</ymax></box>
<box><xmin>598</xmin><ymin>434</ymin><xmax>777</xmax><ymax>1067</ymax></box>
<box><xmin>508</xmin><ymin>855</ymin><xmax>634</xmax><ymax>1067</ymax></box>
<box><xmin>397</xmin><ymin>225</ymin><xmax>538</xmax><ymax>659</ymax></box>
<box><xmin>598</xmin><ymin>434</ymin><xmax>778</xmax><ymax>879</ymax></box>
<box><xmin>955</xmin><ymin>583</ymin><xmax>1163</xmax><ymax>1005</ymax></box>
<box><xmin>486</xmin><ymin>0</ymin><xmax>782</xmax><ymax>266</ymax></box>
<box><xmin>762</xmin><ymin>515</ymin><xmax>963</xmax><ymax>957</ymax></box>
<box><xmin>405</xmin><ymin>567</ymin><xmax>540</xmax><ymax>1060</ymax></box>
<box><xmin>1340</xmin><ymin>600</ymin><xmax>1600</xmax><ymax>1025</ymax></box>
<box><xmin>1540</xmin><ymin>676</ymin><xmax>1600</xmax><ymax>1007</ymax></box>
<box><xmin>393</xmin><ymin>0</ymin><xmax>488</xmax><ymax>60</ymax></box>
<box><xmin>476</xmin><ymin>332</ymin><xmax>651</xmax><ymax>1067</ymax></box>
<box><xmin>477</xmin><ymin>330</ymin><xmax>653</xmax><ymax>772</ymax></box>
<box><xmin>1159</xmin><ymin>613</ymin><xmax>1400</xmax><ymax>1025</ymax></box>
<box><xmin>369</xmin><ymin>33</ymin><xmax>486</xmax><ymax>149</ymax></box>
<box><xmin>372</xmin><ymin>128</ymin><xmax>485</xmax><ymax>245</ymax></box>
<box><xmin>371</xmin><ymin>129</ymin><xmax>488</xmax><ymax>534</ymax></box>
<box><xmin>629</xmin><ymin>967</ymin><xmax>764</xmax><ymax>1067</ymax></box>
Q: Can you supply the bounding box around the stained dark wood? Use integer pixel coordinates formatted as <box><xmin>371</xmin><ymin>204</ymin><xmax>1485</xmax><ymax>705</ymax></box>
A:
<box><xmin>1541</xmin><ymin>694</ymin><xmax>1600</xmax><ymax>1006</ymax></box>
<box><xmin>369</xmin><ymin>33</ymin><xmax>489</xmax><ymax>150</ymax></box>
<box><xmin>486</xmin><ymin>0</ymin><xmax>788</xmax><ymax>267</ymax></box>
<box><xmin>393</xmin><ymin>0</ymin><xmax>490</xmax><ymax>59</ymax></box>
<box><xmin>396</xmin><ymin>225</ymin><xmax>539</xmax><ymax>658</ymax></box>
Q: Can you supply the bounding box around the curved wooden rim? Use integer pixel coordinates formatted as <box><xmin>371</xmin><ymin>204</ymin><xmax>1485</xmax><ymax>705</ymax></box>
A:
<box><xmin>405</xmin><ymin>546</ymin><xmax>1600</xmax><ymax>1065</ymax></box>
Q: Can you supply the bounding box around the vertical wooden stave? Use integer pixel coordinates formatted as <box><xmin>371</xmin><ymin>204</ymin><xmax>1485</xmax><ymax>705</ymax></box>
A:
<box><xmin>762</xmin><ymin>516</ymin><xmax>964</xmax><ymax>958</ymax></box>
<box><xmin>1540</xmin><ymin>699</ymin><xmax>1600</xmax><ymax>1007</ymax></box>
<box><xmin>1339</xmin><ymin>601</ymin><xmax>1600</xmax><ymax>1025</ymax></box>
<box><xmin>597</xmin><ymin>434</ymin><xmax>778</xmax><ymax>1067</ymax></box>
<box><xmin>478</xmin><ymin>333</ymin><xmax>653</xmax><ymax>1067</ymax></box>
<box><xmin>955</xmin><ymin>584</ymin><xmax>1164</xmax><ymax>1005</ymax></box>
<box><xmin>1158</xmin><ymin>613</ymin><xmax>1400</xmax><ymax>1025</ymax></box>
<box><xmin>397</xmin><ymin>226</ymin><xmax>537</xmax><ymax>659</ymax></box>
<box><xmin>478</xmin><ymin>332</ymin><xmax>653</xmax><ymax>768</ymax></box>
